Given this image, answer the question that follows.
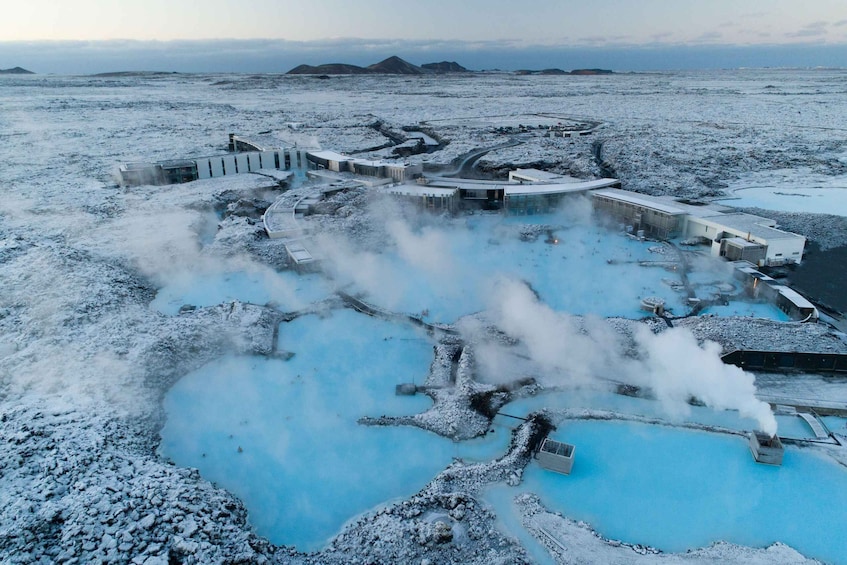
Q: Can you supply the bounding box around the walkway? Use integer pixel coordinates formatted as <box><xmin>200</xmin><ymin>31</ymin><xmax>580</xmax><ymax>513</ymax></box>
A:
<box><xmin>337</xmin><ymin>291</ymin><xmax>458</xmax><ymax>336</ymax></box>
<box><xmin>798</xmin><ymin>412</ymin><xmax>830</xmax><ymax>439</ymax></box>
<box><xmin>263</xmin><ymin>186</ymin><xmax>323</xmax><ymax>266</ymax></box>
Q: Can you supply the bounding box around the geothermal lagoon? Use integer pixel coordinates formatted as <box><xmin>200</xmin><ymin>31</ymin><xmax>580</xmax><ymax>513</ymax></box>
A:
<box><xmin>159</xmin><ymin>212</ymin><xmax>840</xmax><ymax>559</ymax></box>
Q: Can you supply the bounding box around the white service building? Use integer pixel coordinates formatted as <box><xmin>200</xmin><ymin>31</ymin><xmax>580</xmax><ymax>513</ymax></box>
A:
<box><xmin>590</xmin><ymin>189</ymin><xmax>806</xmax><ymax>266</ymax></box>
<box><xmin>682</xmin><ymin>212</ymin><xmax>805</xmax><ymax>266</ymax></box>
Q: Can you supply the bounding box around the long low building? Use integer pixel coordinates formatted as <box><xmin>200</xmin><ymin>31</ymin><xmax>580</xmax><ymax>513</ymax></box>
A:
<box><xmin>591</xmin><ymin>188</ymin><xmax>806</xmax><ymax>266</ymax></box>
<box><xmin>423</xmin><ymin>175</ymin><xmax>620</xmax><ymax>213</ymax></box>
<box><xmin>306</xmin><ymin>150</ymin><xmax>423</xmax><ymax>183</ymax></box>
<box><xmin>379</xmin><ymin>184</ymin><xmax>458</xmax><ymax>213</ymax></box>
<box><xmin>504</xmin><ymin>179</ymin><xmax>621</xmax><ymax>214</ymax></box>
<box><xmin>119</xmin><ymin>147</ymin><xmax>305</xmax><ymax>186</ymax></box>
<box><xmin>683</xmin><ymin>211</ymin><xmax>805</xmax><ymax>267</ymax></box>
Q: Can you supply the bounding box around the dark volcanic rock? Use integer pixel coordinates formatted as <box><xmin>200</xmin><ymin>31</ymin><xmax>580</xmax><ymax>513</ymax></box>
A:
<box><xmin>0</xmin><ymin>66</ymin><xmax>34</xmax><ymax>74</ymax></box>
<box><xmin>367</xmin><ymin>56</ymin><xmax>423</xmax><ymax>74</ymax></box>
<box><xmin>287</xmin><ymin>63</ymin><xmax>370</xmax><ymax>75</ymax></box>
<box><xmin>515</xmin><ymin>68</ymin><xmax>614</xmax><ymax>76</ymax></box>
<box><xmin>288</xmin><ymin>56</ymin><xmax>440</xmax><ymax>75</ymax></box>
<box><xmin>570</xmin><ymin>68</ymin><xmax>614</xmax><ymax>75</ymax></box>
<box><xmin>788</xmin><ymin>243</ymin><xmax>847</xmax><ymax>314</ymax></box>
<box><xmin>421</xmin><ymin>61</ymin><xmax>469</xmax><ymax>73</ymax></box>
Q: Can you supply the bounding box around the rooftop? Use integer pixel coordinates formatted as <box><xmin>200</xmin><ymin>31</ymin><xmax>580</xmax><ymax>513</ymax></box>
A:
<box><xmin>772</xmin><ymin>285</ymin><xmax>816</xmax><ymax>310</ymax></box>
<box><xmin>506</xmin><ymin>178</ymin><xmax>619</xmax><ymax>196</ymax></box>
<box><xmin>308</xmin><ymin>150</ymin><xmax>352</xmax><ymax>162</ymax></box>
<box><xmin>592</xmin><ymin>188</ymin><xmax>687</xmax><ymax>215</ymax></box>
<box><xmin>698</xmin><ymin>213</ymin><xmax>805</xmax><ymax>241</ymax></box>
<box><xmin>510</xmin><ymin>168</ymin><xmax>579</xmax><ymax>183</ymax></box>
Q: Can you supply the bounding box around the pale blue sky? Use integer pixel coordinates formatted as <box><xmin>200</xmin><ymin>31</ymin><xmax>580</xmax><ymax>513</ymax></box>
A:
<box><xmin>5</xmin><ymin>0</ymin><xmax>847</xmax><ymax>44</ymax></box>
<box><xmin>3</xmin><ymin>0</ymin><xmax>847</xmax><ymax>73</ymax></box>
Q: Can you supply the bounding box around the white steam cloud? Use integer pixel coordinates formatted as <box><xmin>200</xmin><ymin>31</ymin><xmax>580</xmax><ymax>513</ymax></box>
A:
<box><xmin>630</xmin><ymin>325</ymin><xmax>777</xmax><ymax>435</ymax></box>
<box><xmin>485</xmin><ymin>277</ymin><xmax>777</xmax><ymax>435</ymax></box>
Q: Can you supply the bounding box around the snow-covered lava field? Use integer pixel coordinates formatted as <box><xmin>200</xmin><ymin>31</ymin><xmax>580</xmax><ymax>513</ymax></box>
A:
<box><xmin>2</xmin><ymin>69</ymin><xmax>847</xmax><ymax>564</ymax></box>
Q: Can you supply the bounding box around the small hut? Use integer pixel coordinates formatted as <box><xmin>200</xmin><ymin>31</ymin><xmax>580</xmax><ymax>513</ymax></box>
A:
<box><xmin>536</xmin><ymin>437</ymin><xmax>576</xmax><ymax>475</ymax></box>
<box><xmin>748</xmin><ymin>431</ymin><xmax>784</xmax><ymax>465</ymax></box>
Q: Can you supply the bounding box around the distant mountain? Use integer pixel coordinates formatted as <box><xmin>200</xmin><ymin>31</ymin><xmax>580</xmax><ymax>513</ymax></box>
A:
<box><xmin>421</xmin><ymin>61</ymin><xmax>469</xmax><ymax>73</ymax></box>
<box><xmin>287</xmin><ymin>63</ymin><xmax>371</xmax><ymax>75</ymax></box>
<box><xmin>515</xmin><ymin>68</ymin><xmax>614</xmax><ymax>76</ymax></box>
<box><xmin>0</xmin><ymin>67</ymin><xmax>34</xmax><ymax>75</ymax></box>
<box><xmin>570</xmin><ymin>68</ymin><xmax>614</xmax><ymax>75</ymax></box>
<box><xmin>287</xmin><ymin>56</ymin><xmax>470</xmax><ymax>75</ymax></box>
<box><xmin>367</xmin><ymin>56</ymin><xmax>424</xmax><ymax>74</ymax></box>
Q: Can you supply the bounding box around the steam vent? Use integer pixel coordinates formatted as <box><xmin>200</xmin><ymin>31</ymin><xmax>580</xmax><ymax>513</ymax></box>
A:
<box><xmin>536</xmin><ymin>437</ymin><xmax>576</xmax><ymax>475</ymax></box>
<box><xmin>748</xmin><ymin>431</ymin><xmax>784</xmax><ymax>465</ymax></box>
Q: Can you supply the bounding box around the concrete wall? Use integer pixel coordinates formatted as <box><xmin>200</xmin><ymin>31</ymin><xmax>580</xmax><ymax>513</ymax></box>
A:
<box><xmin>210</xmin><ymin>157</ymin><xmax>224</xmax><ymax>177</ymax></box>
<box><xmin>261</xmin><ymin>151</ymin><xmax>277</xmax><ymax>170</ymax></box>
<box><xmin>235</xmin><ymin>154</ymin><xmax>249</xmax><ymax>174</ymax></box>
<box><xmin>195</xmin><ymin>158</ymin><xmax>212</xmax><ymax>179</ymax></box>
<box><xmin>765</xmin><ymin>237</ymin><xmax>805</xmax><ymax>265</ymax></box>
<box><xmin>222</xmin><ymin>155</ymin><xmax>236</xmax><ymax>176</ymax></box>
<box><xmin>683</xmin><ymin>217</ymin><xmax>718</xmax><ymax>241</ymax></box>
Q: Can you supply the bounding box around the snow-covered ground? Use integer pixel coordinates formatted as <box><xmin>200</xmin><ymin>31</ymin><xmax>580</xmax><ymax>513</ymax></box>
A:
<box><xmin>2</xmin><ymin>70</ymin><xmax>847</xmax><ymax>564</ymax></box>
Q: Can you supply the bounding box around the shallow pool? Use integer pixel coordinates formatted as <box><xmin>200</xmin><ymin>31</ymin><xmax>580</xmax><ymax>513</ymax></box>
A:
<box><xmin>521</xmin><ymin>420</ymin><xmax>847</xmax><ymax>564</ymax></box>
<box><xmin>700</xmin><ymin>301</ymin><xmax>790</xmax><ymax>321</ymax></box>
<box><xmin>498</xmin><ymin>389</ymin><xmax>762</xmax><ymax>432</ymax></box>
<box><xmin>151</xmin><ymin>269</ymin><xmax>332</xmax><ymax>315</ymax></box>
<box><xmin>159</xmin><ymin>310</ymin><xmax>510</xmax><ymax>550</ymax></box>
<box><xmin>331</xmin><ymin>217</ymin><xmax>689</xmax><ymax>323</ymax></box>
<box><xmin>718</xmin><ymin>185</ymin><xmax>847</xmax><ymax>216</ymax></box>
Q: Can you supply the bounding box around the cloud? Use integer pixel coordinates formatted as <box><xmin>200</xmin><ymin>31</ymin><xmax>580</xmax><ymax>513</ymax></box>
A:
<box><xmin>4</xmin><ymin>38</ymin><xmax>847</xmax><ymax>74</ymax></box>
<box><xmin>787</xmin><ymin>21</ymin><xmax>829</xmax><ymax>39</ymax></box>
<box><xmin>692</xmin><ymin>31</ymin><xmax>724</xmax><ymax>44</ymax></box>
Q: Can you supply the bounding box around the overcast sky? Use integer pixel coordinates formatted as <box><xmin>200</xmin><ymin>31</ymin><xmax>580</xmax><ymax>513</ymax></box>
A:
<box><xmin>3</xmin><ymin>0</ymin><xmax>847</xmax><ymax>73</ymax></box>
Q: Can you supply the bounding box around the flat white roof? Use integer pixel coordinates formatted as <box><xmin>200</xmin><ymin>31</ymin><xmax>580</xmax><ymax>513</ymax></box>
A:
<box><xmin>510</xmin><ymin>168</ymin><xmax>575</xmax><ymax>182</ymax></box>
<box><xmin>772</xmin><ymin>285</ymin><xmax>816</xmax><ymax>310</ymax></box>
<box><xmin>307</xmin><ymin>150</ymin><xmax>351</xmax><ymax>162</ymax></box>
<box><xmin>695</xmin><ymin>213</ymin><xmax>804</xmax><ymax>241</ymax></box>
<box><xmin>425</xmin><ymin>178</ymin><xmax>509</xmax><ymax>189</ymax></box>
<box><xmin>506</xmin><ymin>178</ymin><xmax>619</xmax><ymax>196</ymax></box>
<box><xmin>724</xmin><ymin>237</ymin><xmax>764</xmax><ymax>248</ymax></box>
<box><xmin>592</xmin><ymin>188</ymin><xmax>686</xmax><ymax>215</ymax></box>
<box><xmin>285</xmin><ymin>242</ymin><xmax>315</xmax><ymax>264</ymax></box>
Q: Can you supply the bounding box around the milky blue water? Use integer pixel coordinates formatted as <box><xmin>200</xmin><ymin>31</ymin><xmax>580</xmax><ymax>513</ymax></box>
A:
<box><xmin>159</xmin><ymin>310</ymin><xmax>510</xmax><ymax>550</ymax></box>
<box><xmin>339</xmin><ymin>216</ymin><xmax>689</xmax><ymax>324</ymax></box>
<box><xmin>823</xmin><ymin>416</ymin><xmax>847</xmax><ymax>434</ymax></box>
<box><xmin>498</xmin><ymin>390</ymin><xmax>763</xmax><ymax>432</ymax></box>
<box><xmin>159</xmin><ymin>213</ymin><xmax>824</xmax><ymax>556</ymax></box>
<box><xmin>520</xmin><ymin>420</ymin><xmax>847</xmax><ymax>564</ymax></box>
<box><xmin>701</xmin><ymin>301</ymin><xmax>789</xmax><ymax>321</ymax></box>
<box><xmin>151</xmin><ymin>270</ymin><xmax>332</xmax><ymax>315</ymax></box>
<box><xmin>718</xmin><ymin>186</ymin><xmax>847</xmax><ymax>216</ymax></box>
